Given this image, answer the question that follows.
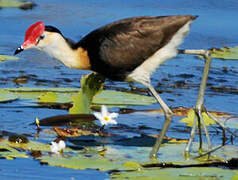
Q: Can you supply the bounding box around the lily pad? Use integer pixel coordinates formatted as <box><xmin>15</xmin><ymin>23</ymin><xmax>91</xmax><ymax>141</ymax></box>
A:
<box><xmin>0</xmin><ymin>85</ymin><xmax>156</xmax><ymax>108</ymax></box>
<box><xmin>111</xmin><ymin>167</ymin><xmax>237</xmax><ymax>180</ymax></box>
<box><xmin>0</xmin><ymin>138</ymin><xmax>28</xmax><ymax>159</ymax></box>
<box><xmin>38</xmin><ymin>92</ymin><xmax>72</xmax><ymax>104</ymax></box>
<box><xmin>40</xmin><ymin>155</ymin><xmax>131</xmax><ymax>171</ymax></box>
<box><xmin>180</xmin><ymin>109</ymin><xmax>215</xmax><ymax>127</ymax></box>
<box><xmin>0</xmin><ymin>0</ymin><xmax>36</xmax><ymax>9</ymax></box>
<box><xmin>93</xmin><ymin>90</ymin><xmax>156</xmax><ymax>106</ymax></box>
<box><xmin>0</xmin><ymin>93</ymin><xmax>18</xmax><ymax>103</ymax></box>
<box><xmin>211</xmin><ymin>46</ymin><xmax>238</xmax><ymax>60</ymax></box>
<box><xmin>1</xmin><ymin>134</ymin><xmax>238</xmax><ymax>174</ymax></box>
<box><xmin>0</xmin><ymin>54</ymin><xmax>18</xmax><ymax>61</ymax></box>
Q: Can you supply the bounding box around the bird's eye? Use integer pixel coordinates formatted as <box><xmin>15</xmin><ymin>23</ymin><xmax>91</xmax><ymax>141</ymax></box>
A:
<box><xmin>36</xmin><ymin>34</ymin><xmax>45</xmax><ymax>45</ymax></box>
<box><xmin>39</xmin><ymin>34</ymin><xmax>45</xmax><ymax>40</ymax></box>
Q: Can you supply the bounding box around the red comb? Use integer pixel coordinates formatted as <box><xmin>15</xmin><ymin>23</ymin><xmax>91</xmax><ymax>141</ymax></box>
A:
<box><xmin>22</xmin><ymin>21</ymin><xmax>45</xmax><ymax>48</ymax></box>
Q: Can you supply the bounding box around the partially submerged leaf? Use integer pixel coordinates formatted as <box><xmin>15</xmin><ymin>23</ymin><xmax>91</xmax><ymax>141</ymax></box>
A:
<box><xmin>180</xmin><ymin>109</ymin><xmax>216</xmax><ymax>127</ymax></box>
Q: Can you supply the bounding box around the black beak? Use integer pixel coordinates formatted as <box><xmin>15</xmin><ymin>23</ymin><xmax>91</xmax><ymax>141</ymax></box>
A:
<box><xmin>14</xmin><ymin>46</ymin><xmax>24</xmax><ymax>55</ymax></box>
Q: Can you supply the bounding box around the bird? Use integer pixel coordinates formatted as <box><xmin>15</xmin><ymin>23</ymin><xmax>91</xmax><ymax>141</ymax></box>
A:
<box><xmin>14</xmin><ymin>15</ymin><xmax>198</xmax><ymax>158</ymax></box>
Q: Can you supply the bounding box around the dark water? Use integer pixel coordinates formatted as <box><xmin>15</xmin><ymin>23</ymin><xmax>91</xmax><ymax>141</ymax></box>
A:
<box><xmin>0</xmin><ymin>0</ymin><xmax>238</xmax><ymax>179</ymax></box>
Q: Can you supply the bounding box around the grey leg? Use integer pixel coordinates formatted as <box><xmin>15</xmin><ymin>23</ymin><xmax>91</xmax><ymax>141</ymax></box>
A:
<box><xmin>184</xmin><ymin>111</ymin><xmax>198</xmax><ymax>155</ymax></box>
<box><xmin>147</xmin><ymin>84</ymin><xmax>173</xmax><ymax>158</ymax></box>
<box><xmin>179</xmin><ymin>50</ymin><xmax>212</xmax><ymax>153</ymax></box>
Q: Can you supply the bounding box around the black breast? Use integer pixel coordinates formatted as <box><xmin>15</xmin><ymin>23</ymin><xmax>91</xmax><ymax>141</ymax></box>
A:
<box><xmin>77</xmin><ymin>15</ymin><xmax>197</xmax><ymax>81</ymax></box>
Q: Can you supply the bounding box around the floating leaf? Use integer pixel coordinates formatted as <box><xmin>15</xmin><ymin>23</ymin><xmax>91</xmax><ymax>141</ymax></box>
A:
<box><xmin>111</xmin><ymin>167</ymin><xmax>237</xmax><ymax>180</ymax></box>
<box><xmin>0</xmin><ymin>54</ymin><xmax>18</xmax><ymax>61</ymax></box>
<box><xmin>1</xmin><ymin>134</ymin><xmax>238</xmax><ymax>174</ymax></box>
<box><xmin>9</xmin><ymin>87</ymin><xmax>78</xmax><ymax>102</ymax></box>
<box><xmin>0</xmin><ymin>0</ymin><xmax>36</xmax><ymax>9</ymax></box>
<box><xmin>53</xmin><ymin>127</ymin><xmax>100</xmax><ymax>137</ymax></box>
<box><xmin>6</xmin><ymin>87</ymin><xmax>79</xmax><ymax>93</ymax></box>
<box><xmin>180</xmin><ymin>109</ymin><xmax>215</xmax><ymax>127</ymax></box>
<box><xmin>39</xmin><ymin>114</ymin><xmax>96</xmax><ymax>126</ymax></box>
<box><xmin>232</xmin><ymin>173</ymin><xmax>238</xmax><ymax>180</ymax></box>
<box><xmin>0</xmin><ymin>93</ymin><xmax>18</xmax><ymax>103</ymax></box>
<box><xmin>211</xmin><ymin>46</ymin><xmax>238</xmax><ymax>60</ymax></box>
<box><xmin>40</xmin><ymin>155</ymin><xmax>131</xmax><ymax>171</ymax></box>
<box><xmin>0</xmin><ymin>138</ymin><xmax>28</xmax><ymax>159</ymax></box>
<box><xmin>123</xmin><ymin>161</ymin><xmax>141</xmax><ymax>169</ymax></box>
<box><xmin>38</xmin><ymin>92</ymin><xmax>58</xmax><ymax>103</ymax></box>
<box><xmin>0</xmin><ymin>86</ymin><xmax>156</xmax><ymax>108</ymax></box>
<box><xmin>0</xmin><ymin>137</ymin><xmax>75</xmax><ymax>160</ymax></box>
<box><xmin>93</xmin><ymin>90</ymin><xmax>156</xmax><ymax>106</ymax></box>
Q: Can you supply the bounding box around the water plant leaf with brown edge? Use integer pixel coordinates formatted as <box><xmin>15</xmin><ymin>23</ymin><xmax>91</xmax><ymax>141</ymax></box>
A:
<box><xmin>53</xmin><ymin>127</ymin><xmax>102</xmax><ymax>137</ymax></box>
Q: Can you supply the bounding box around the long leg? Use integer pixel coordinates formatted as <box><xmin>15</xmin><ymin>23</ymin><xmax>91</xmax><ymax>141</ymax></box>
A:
<box><xmin>179</xmin><ymin>50</ymin><xmax>212</xmax><ymax>153</ymax></box>
<box><xmin>193</xmin><ymin>51</ymin><xmax>212</xmax><ymax>152</ymax></box>
<box><xmin>147</xmin><ymin>49</ymin><xmax>211</xmax><ymax>158</ymax></box>
<box><xmin>184</xmin><ymin>112</ymin><xmax>197</xmax><ymax>155</ymax></box>
<box><xmin>146</xmin><ymin>84</ymin><xmax>173</xmax><ymax>158</ymax></box>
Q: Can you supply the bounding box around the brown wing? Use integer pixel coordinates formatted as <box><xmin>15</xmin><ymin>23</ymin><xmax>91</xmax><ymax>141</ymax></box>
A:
<box><xmin>79</xmin><ymin>15</ymin><xmax>196</xmax><ymax>79</ymax></box>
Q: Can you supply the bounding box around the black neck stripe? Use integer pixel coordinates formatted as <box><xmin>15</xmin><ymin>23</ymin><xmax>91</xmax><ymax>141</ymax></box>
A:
<box><xmin>45</xmin><ymin>25</ymin><xmax>62</xmax><ymax>35</ymax></box>
<box><xmin>45</xmin><ymin>25</ymin><xmax>77</xmax><ymax>49</ymax></box>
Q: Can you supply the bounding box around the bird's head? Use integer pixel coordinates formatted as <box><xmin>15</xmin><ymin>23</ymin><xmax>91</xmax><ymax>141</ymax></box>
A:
<box><xmin>14</xmin><ymin>21</ymin><xmax>63</xmax><ymax>55</ymax></box>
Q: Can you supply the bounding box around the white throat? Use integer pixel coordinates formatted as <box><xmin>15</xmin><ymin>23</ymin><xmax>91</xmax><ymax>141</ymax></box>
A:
<box><xmin>37</xmin><ymin>33</ymin><xmax>79</xmax><ymax>68</ymax></box>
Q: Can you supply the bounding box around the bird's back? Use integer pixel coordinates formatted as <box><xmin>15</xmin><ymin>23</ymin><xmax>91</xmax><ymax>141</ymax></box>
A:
<box><xmin>78</xmin><ymin>15</ymin><xmax>197</xmax><ymax>81</ymax></box>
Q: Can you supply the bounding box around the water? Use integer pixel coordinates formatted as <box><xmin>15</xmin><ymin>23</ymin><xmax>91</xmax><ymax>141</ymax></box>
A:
<box><xmin>0</xmin><ymin>0</ymin><xmax>238</xmax><ymax>179</ymax></box>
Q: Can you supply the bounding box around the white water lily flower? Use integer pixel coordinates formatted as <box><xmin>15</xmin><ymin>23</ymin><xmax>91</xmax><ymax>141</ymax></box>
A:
<box><xmin>50</xmin><ymin>140</ymin><xmax>66</xmax><ymax>154</ymax></box>
<box><xmin>93</xmin><ymin>105</ymin><xmax>118</xmax><ymax>126</ymax></box>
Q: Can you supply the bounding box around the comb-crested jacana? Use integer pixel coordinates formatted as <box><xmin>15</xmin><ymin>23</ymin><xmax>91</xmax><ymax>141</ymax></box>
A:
<box><xmin>15</xmin><ymin>15</ymin><xmax>218</xmax><ymax>158</ymax></box>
